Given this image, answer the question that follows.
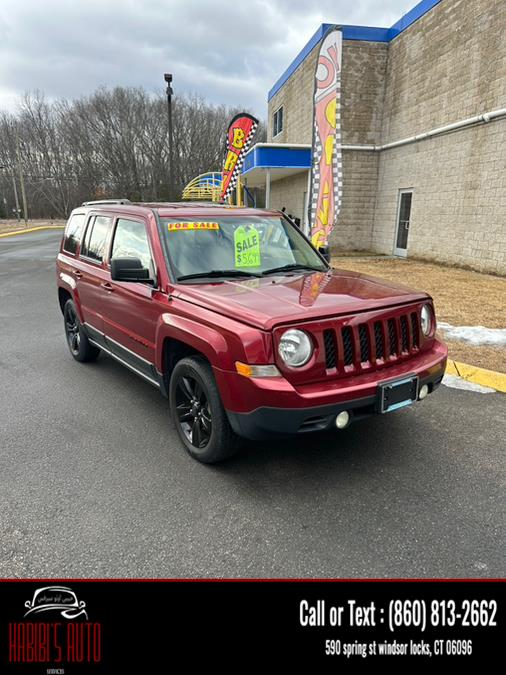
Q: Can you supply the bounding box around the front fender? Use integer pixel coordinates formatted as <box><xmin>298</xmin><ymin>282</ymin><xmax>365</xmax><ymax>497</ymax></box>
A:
<box><xmin>156</xmin><ymin>313</ymin><xmax>233</xmax><ymax>372</ymax></box>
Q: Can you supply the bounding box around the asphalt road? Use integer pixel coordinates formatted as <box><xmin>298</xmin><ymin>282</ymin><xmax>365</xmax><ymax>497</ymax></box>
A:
<box><xmin>0</xmin><ymin>230</ymin><xmax>504</xmax><ymax>578</ymax></box>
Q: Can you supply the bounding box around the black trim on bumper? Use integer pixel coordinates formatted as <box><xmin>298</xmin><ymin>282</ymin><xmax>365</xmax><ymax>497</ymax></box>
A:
<box><xmin>226</xmin><ymin>372</ymin><xmax>444</xmax><ymax>440</ymax></box>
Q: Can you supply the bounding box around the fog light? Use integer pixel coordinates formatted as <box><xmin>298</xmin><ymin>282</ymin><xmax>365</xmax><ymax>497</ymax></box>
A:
<box><xmin>419</xmin><ymin>384</ymin><xmax>429</xmax><ymax>400</ymax></box>
<box><xmin>335</xmin><ymin>411</ymin><xmax>350</xmax><ymax>429</ymax></box>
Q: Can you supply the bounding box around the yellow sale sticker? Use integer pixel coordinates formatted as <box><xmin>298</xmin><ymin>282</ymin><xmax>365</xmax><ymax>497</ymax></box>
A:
<box><xmin>167</xmin><ymin>222</ymin><xmax>220</xmax><ymax>231</ymax></box>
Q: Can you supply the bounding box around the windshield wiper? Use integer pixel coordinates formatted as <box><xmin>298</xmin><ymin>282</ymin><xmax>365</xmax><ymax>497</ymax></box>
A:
<box><xmin>261</xmin><ymin>263</ymin><xmax>326</xmax><ymax>276</ymax></box>
<box><xmin>177</xmin><ymin>269</ymin><xmax>262</xmax><ymax>281</ymax></box>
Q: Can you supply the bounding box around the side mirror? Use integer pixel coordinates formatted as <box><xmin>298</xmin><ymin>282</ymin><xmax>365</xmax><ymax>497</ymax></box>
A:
<box><xmin>110</xmin><ymin>257</ymin><xmax>151</xmax><ymax>283</ymax></box>
<box><xmin>318</xmin><ymin>246</ymin><xmax>331</xmax><ymax>264</ymax></box>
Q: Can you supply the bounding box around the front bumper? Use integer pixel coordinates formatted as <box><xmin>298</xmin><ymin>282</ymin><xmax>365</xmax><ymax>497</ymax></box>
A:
<box><xmin>220</xmin><ymin>339</ymin><xmax>447</xmax><ymax>440</ymax></box>
<box><xmin>226</xmin><ymin>370</ymin><xmax>444</xmax><ymax>440</ymax></box>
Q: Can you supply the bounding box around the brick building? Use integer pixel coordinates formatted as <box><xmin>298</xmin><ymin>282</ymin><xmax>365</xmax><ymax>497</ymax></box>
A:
<box><xmin>242</xmin><ymin>0</ymin><xmax>506</xmax><ymax>274</ymax></box>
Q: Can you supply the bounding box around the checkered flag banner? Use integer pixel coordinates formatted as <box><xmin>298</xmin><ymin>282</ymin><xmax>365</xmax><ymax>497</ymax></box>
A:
<box><xmin>220</xmin><ymin>113</ymin><xmax>258</xmax><ymax>202</ymax></box>
<box><xmin>309</xmin><ymin>26</ymin><xmax>343</xmax><ymax>248</ymax></box>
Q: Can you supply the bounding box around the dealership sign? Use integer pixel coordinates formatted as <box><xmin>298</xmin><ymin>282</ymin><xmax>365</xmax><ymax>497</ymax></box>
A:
<box><xmin>309</xmin><ymin>26</ymin><xmax>343</xmax><ymax>248</ymax></box>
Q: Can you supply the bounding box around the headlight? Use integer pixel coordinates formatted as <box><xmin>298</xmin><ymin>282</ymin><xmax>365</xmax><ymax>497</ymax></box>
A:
<box><xmin>421</xmin><ymin>304</ymin><xmax>433</xmax><ymax>336</ymax></box>
<box><xmin>278</xmin><ymin>329</ymin><xmax>313</xmax><ymax>367</ymax></box>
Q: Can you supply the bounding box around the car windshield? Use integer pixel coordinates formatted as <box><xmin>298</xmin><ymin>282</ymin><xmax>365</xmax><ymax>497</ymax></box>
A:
<box><xmin>160</xmin><ymin>215</ymin><xmax>327</xmax><ymax>281</ymax></box>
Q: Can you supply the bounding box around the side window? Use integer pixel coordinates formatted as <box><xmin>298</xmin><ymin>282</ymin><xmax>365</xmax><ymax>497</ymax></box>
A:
<box><xmin>62</xmin><ymin>213</ymin><xmax>85</xmax><ymax>255</ymax></box>
<box><xmin>111</xmin><ymin>218</ymin><xmax>153</xmax><ymax>271</ymax></box>
<box><xmin>81</xmin><ymin>216</ymin><xmax>111</xmax><ymax>262</ymax></box>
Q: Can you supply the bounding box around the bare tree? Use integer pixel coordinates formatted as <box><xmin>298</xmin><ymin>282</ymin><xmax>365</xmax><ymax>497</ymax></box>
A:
<box><xmin>0</xmin><ymin>88</ymin><xmax>266</xmax><ymax>218</ymax></box>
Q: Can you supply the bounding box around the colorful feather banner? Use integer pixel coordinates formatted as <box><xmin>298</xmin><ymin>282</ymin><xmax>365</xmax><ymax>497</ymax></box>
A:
<box><xmin>220</xmin><ymin>113</ymin><xmax>258</xmax><ymax>202</ymax></box>
<box><xmin>309</xmin><ymin>26</ymin><xmax>343</xmax><ymax>248</ymax></box>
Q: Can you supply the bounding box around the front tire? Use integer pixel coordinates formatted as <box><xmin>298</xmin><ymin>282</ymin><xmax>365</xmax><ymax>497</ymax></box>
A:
<box><xmin>63</xmin><ymin>299</ymin><xmax>100</xmax><ymax>362</ymax></box>
<box><xmin>169</xmin><ymin>356</ymin><xmax>240</xmax><ymax>463</ymax></box>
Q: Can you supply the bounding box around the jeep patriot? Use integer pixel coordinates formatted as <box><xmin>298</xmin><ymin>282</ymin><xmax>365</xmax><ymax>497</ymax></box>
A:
<box><xmin>56</xmin><ymin>201</ymin><xmax>448</xmax><ymax>463</ymax></box>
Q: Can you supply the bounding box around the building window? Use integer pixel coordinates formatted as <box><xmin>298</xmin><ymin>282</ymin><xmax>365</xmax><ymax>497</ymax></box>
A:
<box><xmin>273</xmin><ymin>106</ymin><xmax>283</xmax><ymax>137</ymax></box>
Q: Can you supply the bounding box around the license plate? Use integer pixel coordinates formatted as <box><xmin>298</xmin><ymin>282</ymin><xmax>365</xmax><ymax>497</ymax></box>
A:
<box><xmin>378</xmin><ymin>375</ymin><xmax>419</xmax><ymax>414</ymax></box>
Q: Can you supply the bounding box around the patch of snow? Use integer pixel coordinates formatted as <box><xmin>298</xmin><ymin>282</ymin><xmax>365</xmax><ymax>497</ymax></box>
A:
<box><xmin>442</xmin><ymin>374</ymin><xmax>496</xmax><ymax>393</ymax></box>
<box><xmin>438</xmin><ymin>322</ymin><xmax>506</xmax><ymax>346</ymax></box>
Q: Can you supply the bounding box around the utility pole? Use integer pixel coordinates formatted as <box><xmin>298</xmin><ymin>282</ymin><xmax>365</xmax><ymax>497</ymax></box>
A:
<box><xmin>15</xmin><ymin>129</ymin><xmax>29</xmax><ymax>224</ymax></box>
<box><xmin>0</xmin><ymin>164</ymin><xmax>20</xmax><ymax>221</ymax></box>
<box><xmin>11</xmin><ymin>172</ymin><xmax>21</xmax><ymax>222</ymax></box>
<box><xmin>164</xmin><ymin>73</ymin><xmax>174</xmax><ymax>200</ymax></box>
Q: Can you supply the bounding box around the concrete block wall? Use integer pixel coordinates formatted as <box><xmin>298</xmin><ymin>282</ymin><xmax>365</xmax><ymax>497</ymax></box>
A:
<box><xmin>268</xmin><ymin>171</ymin><xmax>308</xmax><ymax>222</ymax></box>
<box><xmin>372</xmin><ymin>121</ymin><xmax>506</xmax><ymax>274</ymax></box>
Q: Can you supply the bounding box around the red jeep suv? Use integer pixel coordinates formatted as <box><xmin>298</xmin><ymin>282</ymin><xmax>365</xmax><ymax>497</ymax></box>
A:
<box><xmin>56</xmin><ymin>200</ymin><xmax>447</xmax><ymax>463</ymax></box>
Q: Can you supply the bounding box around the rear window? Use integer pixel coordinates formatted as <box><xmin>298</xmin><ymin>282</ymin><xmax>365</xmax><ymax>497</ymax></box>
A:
<box><xmin>62</xmin><ymin>213</ymin><xmax>86</xmax><ymax>255</ymax></box>
<box><xmin>80</xmin><ymin>216</ymin><xmax>112</xmax><ymax>262</ymax></box>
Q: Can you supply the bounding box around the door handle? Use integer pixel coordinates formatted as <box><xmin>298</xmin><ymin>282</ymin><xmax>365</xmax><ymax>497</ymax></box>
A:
<box><xmin>73</xmin><ymin>269</ymin><xmax>83</xmax><ymax>279</ymax></box>
<box><xmin>100</xmin><ymin>282</ymin><xmax>114</xmax><ymax>292</ymax></box>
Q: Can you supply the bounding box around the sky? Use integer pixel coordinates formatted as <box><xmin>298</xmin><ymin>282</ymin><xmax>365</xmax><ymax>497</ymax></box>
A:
<box><xmin>0</xmin><ymin>0</ymin><xmax>418</xmax><ymax>118</ymax></box>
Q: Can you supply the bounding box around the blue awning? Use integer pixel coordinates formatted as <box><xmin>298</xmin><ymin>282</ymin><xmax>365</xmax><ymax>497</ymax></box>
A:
<box><xmin>241</xmin><ymin>143</ymin><xmax>311</xmax><ymax>187</ymax></box>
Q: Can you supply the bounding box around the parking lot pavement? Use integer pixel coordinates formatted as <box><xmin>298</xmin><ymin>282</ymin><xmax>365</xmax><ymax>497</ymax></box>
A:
<box><xmin>0</xmin><ymin>230</ymin><xmax>504</xmax><ymax>578</ymax></box>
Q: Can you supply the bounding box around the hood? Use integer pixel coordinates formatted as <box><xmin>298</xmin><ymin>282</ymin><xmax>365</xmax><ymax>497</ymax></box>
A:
<box><xmin>174</xmin><ymin>268</ymin><xmax>429</xmax><ymax>330</ymax></box>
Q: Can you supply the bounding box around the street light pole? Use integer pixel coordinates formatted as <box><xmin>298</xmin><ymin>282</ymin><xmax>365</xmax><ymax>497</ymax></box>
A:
<box><xmin>164</xmin><ymin>73</ymin><xmax>174</xmax><ymax>201</ymax></box>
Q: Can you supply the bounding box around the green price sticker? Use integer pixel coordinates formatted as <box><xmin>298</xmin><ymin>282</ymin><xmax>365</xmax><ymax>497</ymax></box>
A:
<box><xmin>234</xmin><ymin>225</ymin><xmax>261</xmax><ymax>268</ymax></box>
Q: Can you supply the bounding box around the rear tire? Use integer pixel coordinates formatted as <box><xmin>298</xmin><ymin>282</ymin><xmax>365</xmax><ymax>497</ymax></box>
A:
<box><xmin>169</xmin><ymin>356</ymin><xmax>240</xmax><ymax>463</ymax></box>
<box><xmin>63</xmin><ymin>299</ymin><xmax>100</xmax><ymax>363</ymax></box>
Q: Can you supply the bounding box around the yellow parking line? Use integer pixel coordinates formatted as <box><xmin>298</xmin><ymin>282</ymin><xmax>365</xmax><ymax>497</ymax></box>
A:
<box><xmin>446</xmin><ymin>359</ymin><xmax>506</xmax><ymax>393</ymax></box>
<box><xmin>0</xmin><ymin>225</ymin><xmax>65</xmax><ymax>238</ymax></box>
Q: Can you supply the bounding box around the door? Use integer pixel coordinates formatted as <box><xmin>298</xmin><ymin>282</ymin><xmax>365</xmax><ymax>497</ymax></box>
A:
<box><xmin>394</xmin><ymin>190</ymin><xmax>413</xmax><ymax>257</ymax></box>
<box><xmin>74</xmin><ymin>214</ymin><xmax>114</xmax><ymax>344</ymax></box>
<box><xmin>101</xmin><ymin>217</ymin><xmax>160</xmax><ymax>381</ymax></box>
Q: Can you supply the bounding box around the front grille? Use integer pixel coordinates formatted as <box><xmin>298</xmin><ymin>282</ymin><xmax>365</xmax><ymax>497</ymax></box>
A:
<box><xmin>322</xmin><ymin>309</ymin><xmax>421</xmax><ymax>371</ymax></box>
<box><xmin>342</xmin><ymin>326</ymin><xmax>354</xmax><ymax>366</ymax></box>
<box><xmin>323</xmin><ymin>329</ymin><xmax>337</xmax><ymax>368</ymax></box>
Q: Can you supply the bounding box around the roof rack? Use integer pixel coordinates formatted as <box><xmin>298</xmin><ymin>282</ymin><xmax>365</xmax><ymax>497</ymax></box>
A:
<box><xmin>81</xmin><ymin>199</ymin><xmax>132</xmax><ymax>206</ymax></box>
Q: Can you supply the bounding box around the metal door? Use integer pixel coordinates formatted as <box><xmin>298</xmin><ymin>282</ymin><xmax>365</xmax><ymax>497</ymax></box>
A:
<box><xmin>394</xmin><ymin>190</ymin><xmax>413</xmax><ymax>257</ymax></box>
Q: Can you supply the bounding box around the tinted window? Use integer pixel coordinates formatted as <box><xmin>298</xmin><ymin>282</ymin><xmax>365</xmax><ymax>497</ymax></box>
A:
<box><xmin>62</xmin><ymin>213</ymin><xmax>85</xmax><ymax>255</ymax></box>
<box><xmin>111</xmin><ymin>219</ymin><xmax>152</xmax><ymax>270</ymax></box>
<box><xmin>81</xmin><ymin>216</ymin><xmax>111</xmax><ymax>262</ymax></box>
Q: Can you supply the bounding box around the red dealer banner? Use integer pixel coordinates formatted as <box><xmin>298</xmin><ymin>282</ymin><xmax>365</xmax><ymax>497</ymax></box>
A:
<box><xmin>309</xmin><ymin>26</ymin><xmax>343</xmax><ymax>248</ymax></box>
<box><xmin>220</xmin><ymin>113</ymin><xmax>258</xmax><ymax>202</ymax></box>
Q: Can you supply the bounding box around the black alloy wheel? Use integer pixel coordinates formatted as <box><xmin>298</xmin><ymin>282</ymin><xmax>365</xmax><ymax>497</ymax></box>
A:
<box><xmin>175</xmin><ymin>375</ymin><xmax>212</xmax><ymax>449</ymax></box>
<box><xmin>65</xmin><ymin>303</ymin><xmax>81</xmax><ymax>356</ymax></box>
<box><xmin>169</xmin><ymin>356</ymin><xmax>240</xmax><ymax>463</ymax></box>
<box><xmin>63</xmin><ymin>299</ymin><xmax>100</xmax><ymax>362</ymax></box>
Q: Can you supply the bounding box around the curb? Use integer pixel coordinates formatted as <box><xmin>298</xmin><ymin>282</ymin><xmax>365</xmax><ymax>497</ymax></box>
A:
<box><xmin>446</xmin><ymin>359</ymin><xmax>506</xmax><ymax>393</ymax></box>
<box><xmin>0</xmin><ymin>225</ymin><xmax>65</xmax><ymax>238</ymax></box>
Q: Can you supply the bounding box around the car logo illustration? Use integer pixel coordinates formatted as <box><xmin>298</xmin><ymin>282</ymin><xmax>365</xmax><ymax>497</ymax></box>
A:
<box><xmin>24</xmin><ymin>586</ymin><xmax>88</xmax><ymax>620</ymax></box>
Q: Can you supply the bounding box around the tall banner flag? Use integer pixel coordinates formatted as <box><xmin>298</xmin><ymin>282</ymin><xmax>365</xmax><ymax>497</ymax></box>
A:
<box><xmin>309</xmin><ymin>26</ymin><xmax>343</xmax><ymax>248</ymax></box>
<box><xmin>220</xmin><ymin>113</ymin><xmax>258</xmax><ymax>202</ymax></box>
